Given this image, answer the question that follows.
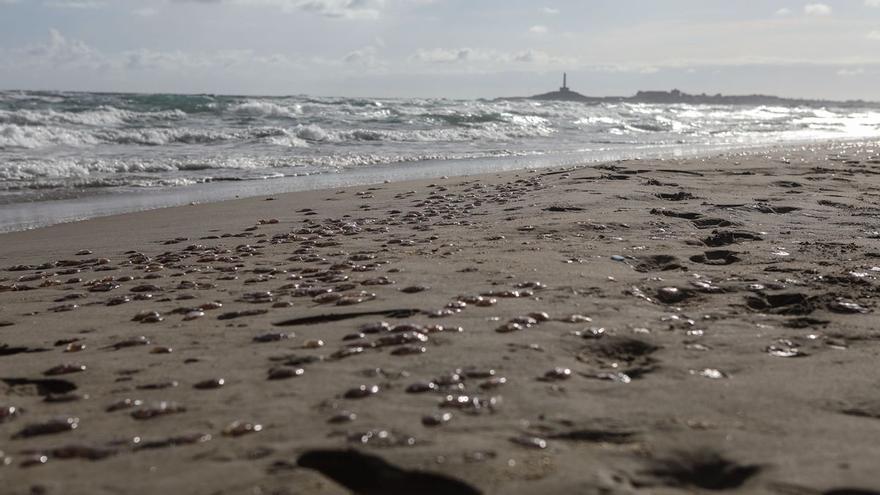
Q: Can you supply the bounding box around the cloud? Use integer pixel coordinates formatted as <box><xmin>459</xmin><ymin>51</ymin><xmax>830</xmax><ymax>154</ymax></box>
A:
<box><xmin>412</xmin><ymin>47</ymin><xmax>473</xmax><ymax>63</ymax></box>
<box><xmin>172</xmin><ymin>0</ymin><xmax>387</xmax><ymax>19</ymax></box>
<box><xmin>868</xmin><ymin>30</ymin><xmax>880</xmax><ymax>40</ymax></box>
<box><xmin>19</xmin><ymin>29</ymin><xmax>107</xmax><ymax>69</ymax></box>
<box><xmin>44</xmin><ymin>0</ymin><xmax>105</xmax><ymax>7</ymax></box>
<box><xmin>804</xmin><ymin>3</ymin><xmax>831</xmax><ymax>16</ymax></box>
<box><xmin>343</xmin><ymin>45</ymin><xmax>386</xmax><ymax>69</ymax></box>
<box><xmin>132</xmin><ymin>7</ymin><xmax>158</xmax><ymax>16</ymax></box>
<box><xmin>541</xmin><ymin>7</ymin><xmax>559</xmax><ymax>14</ymax></box>
<box><xmin>867</xmin><ymin>0</ymin><xmax>880</xmax><ymax>7</ymax></box>
<box><xmin>837</xmin><ymin>67</ymin><xmax>865</xmax><ymax>76</ymax></box>
<box><xmin>511</xmin><ymin>49</ymin><xmax>571</xmax><ymax>66</ymax></box>
<box><xmin>529</xmin><ymin>25</ymin><xmax>548</xmax><ymax>34</ymax></box>
<box><xmin>297</xmin><ymin>0</ymin><xmax>384</xmax><ymax>19</ymax></box>
<box><xmin>0</xmin><ymin>28</ymin><xmax>307</xmax><ymax>76</ymax></box>
<box><xmin>775</xmin><ymin>8</ymin><xmax>791</xmax><ymax>16</ymax></box>
<box><xmin>410</xmin><ymin>47</ymin><xmax>575</xmax><ymax>71</ymax></box>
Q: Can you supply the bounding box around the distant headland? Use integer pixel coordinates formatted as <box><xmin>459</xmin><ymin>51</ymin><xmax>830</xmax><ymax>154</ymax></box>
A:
<box><xmin>497</xmin><ymin>73</ymin><xmax>878</xmax><ymax>108</ymax></box>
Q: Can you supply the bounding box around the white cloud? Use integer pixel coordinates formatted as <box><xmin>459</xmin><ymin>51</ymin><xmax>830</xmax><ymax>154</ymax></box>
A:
<box><xmin>775</xmin><ymin>8</ymin><xmax>791</xmax><ymax>16</ymax></box>
<box><xmin>0</xmin><ymin>28</ymin><xmax>308</xmax><ymax>76</ymax></box>
<box><xmin>20</xmin><ymin>29</ymin><xmax>106</xmax><ymax>69</ymax></box>
<box><xmin>512</xmin><ymin>49</ymin><xmax>565</xmax><ymax>64</ymax></box>
<box><xmin>837</xmin><ymin>67</ymin><xmax>865</xmax><ymax>76</ymax></box>
<box><xmin>132</xmin><ymin>7</ymin><xmax>158</xmax><ymax>16</ymax></box>
<box><xmin>343</xmin><ymin>45</ymin><xmax>385</xmax><ymax>69</ymax></box>
<box><xmin>169</xmin><ymin>0</ymin><xmax>386</xmax><ymax>19</ymax></box>
<box><xmin>410</xmin><ymin>47</ymin><xmax>574</xmax><ymax>71</ymax></box>
<box><xmin>866</xmin><ymin>0</ymin><xmax>880</xmax><ymax>7</ymax></box>
<box><xmin>804</xmin><ymin>3</ymin><xmax>831</xmax><ymax>16</ymax></box>
<box><xmin>45</xmin><ymin>0</ymin><xmax>105</xmax><ymax>8</ymax></box>
<box><xmin>296</xmin><ymin>0</ymin><xmax>384</xmax><ymax>19</ymax></box>
<box><xmin>541</xmin><ymin>7</ymin><xmax>559</xmax><ymax>14</ymax></box>
<box><xmin>868</xmin><ymin>30</ymin><xmax>880</xmax><ymax>40</ymax></box>
<box><xmin>529</xmin><ymin>25</ymin><xmax>548</xmax><ymax>34</ymax></box>
<box><xmin>412</xmin><ymin>47</ymin><xmax>473</xmax><ymax>64</ymax></box>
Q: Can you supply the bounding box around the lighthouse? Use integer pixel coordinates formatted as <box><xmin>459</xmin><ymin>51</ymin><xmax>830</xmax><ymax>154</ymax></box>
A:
<box><xmin>525</xmin><ymin>72</ymin><xmax>587</xmax><ymax>101</ymax></box>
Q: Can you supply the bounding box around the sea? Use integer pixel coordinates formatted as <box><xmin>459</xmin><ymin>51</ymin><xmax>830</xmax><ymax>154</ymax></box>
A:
<box><xmin>2</xmin><ymin>90</ymin><xmax>880</xmax><ymax>232</ymax></box>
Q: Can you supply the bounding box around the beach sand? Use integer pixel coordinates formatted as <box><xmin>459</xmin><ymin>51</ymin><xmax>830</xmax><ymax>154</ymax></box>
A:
<box><xmin>2</xmin><ymin>141</ymin><xmax>880</xmax><ymax>495</ymax></box>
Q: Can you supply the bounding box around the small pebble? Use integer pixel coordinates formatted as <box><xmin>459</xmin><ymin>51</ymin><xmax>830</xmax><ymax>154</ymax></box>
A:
<box><xmin>692</xmin><ymin>368</ymin><xmax>727</xmax><ymax>379</ymax></box>
<box><xmin>542</xmin><ymin>368</ymin><xmax>572</xmax><ymax>381</ymax></box>
<box><xmin>401</xmin><ymin>285</ymin><xmax>430</xmax><ymax>294</ymax></box>
<box><xmin>105</xmin><ymin>398</ymin><xmax>143</xmax><ymax>412</ymax></box>
<box><xmin>131</xmin><ymin>401</ymin><xmax>185</xmax><ymax>420</ymax></box>
<box><xmin>360</xmin><ymin>321</ymin><xmax>391</xmax><ymax>334</ymax></box>
<box><xmin>223</xmin><ymin>421</ymin><xmax>263</xmax><ymax>437</ymax></box>
<box><xmin>327</xmin><ymin>411</ymin><xmax>357</xmax><ymax>424</ymax></box>
<box><xmin>44</xmin><ymin>364</ymin><xmax>86</xmax><ymax>376</ymax></box>
<box><xmin>20</xmin><ymin>454</ymin><xmax>49</xmax><ymax>467</ymax></box>
<box><xmin>194</xmin><ymin>378</ymin><xmax>225</xmax><ymax>390</ymax></box>
<box><xmin>559</xmin><ymin>314</ymin><xmax>591</xmax><ymax>323</ymax></box>
<box><xmin>509</xmin><ymin>435</ymin><xmax>548</xmax><ymax>449</ymax></box>
<box><xmin>183</xmin><ymin>310</ymin><xmax>205</xmax><ymax>321</ymax></box>
<box><xmin>110</xmin><ymin>336</ymin><xmax>150</xmax><ymax>350</ymax></box>
<box><xmin>267</xmin><ymin>368</ymin><xmax>304</xmax><ymax>380</ymax></box>
<box><xmin>14</xmin><ymin>417</ymin><xmax>79</xmax><ymax>438</ymax></box>
<box><xmin>134</xmin><ymin>311</ymin><xmax>164</xmax><ymax>323</ymax></box>
<box><xmin>253</xmin><ymin>332</ymin><xmax>293</xmax><ymax>343</ymax></box>
<box><xmin>302</xmin><ymin>339</ymin><xmax>324</xmax><ymax>349</ymax></box>
<box><xmin>64</xmin><ymin>342</ymin><xmax>86</xmax><ymax>353</ymax></box>
<box><xmin>1</xmin><ymin>406</ymin><xmax>21</xmax><ymax>423</ymax></box>
<box><xmin>344</xmin><ymin>384</ymin><xmax>380</xmax><ymax>399</ymax></box>
<box><xmin>528</xmin><ymin>312</ymin><xmax>551</xmax><ymax>322</ymax></box>
<box><xmin>391</xmin><ymin>345</ymin><xmax>427</xmax><ymax>356</ymax></box>
<box><xmin>406</xmin><ymin>381</ymin><xmax>438</xmax><ymax>394</ymax></box>
<box><xmin>422</xmin><ymin>412</ymin><xmax>453</xmax><ymax>427</ymax></box>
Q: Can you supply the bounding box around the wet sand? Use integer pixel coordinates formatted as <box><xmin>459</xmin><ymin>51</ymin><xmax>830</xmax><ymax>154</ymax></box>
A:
<box><xmin>2</xmin><ymin>140</ymin><xmax>880</xmax><ymax>495</ymax></box>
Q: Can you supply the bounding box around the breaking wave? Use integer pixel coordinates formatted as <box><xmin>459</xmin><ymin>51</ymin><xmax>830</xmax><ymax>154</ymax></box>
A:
<box><xmin>2</xmin><ymin>90</ymin><xmax>879</xmax><ymax>198</ymax></box>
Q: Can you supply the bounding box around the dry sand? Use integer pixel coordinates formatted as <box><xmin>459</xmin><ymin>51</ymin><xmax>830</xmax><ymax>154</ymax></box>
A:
<box><xmin>2</xmin><ymin>141</ymin><xmax>880</xmax><ymax>495</ymax></box>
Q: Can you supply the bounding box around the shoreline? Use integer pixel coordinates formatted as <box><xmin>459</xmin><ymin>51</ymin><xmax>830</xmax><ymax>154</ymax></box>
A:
<box><xmin>2</xmin><ymin>139</ymin><xmax>880</xmax><ymax>494</ymax></box>
<box><xmin>0</xmin><ymin>138</ymin><xmax>862</xmax><ymax>234</ymax></box>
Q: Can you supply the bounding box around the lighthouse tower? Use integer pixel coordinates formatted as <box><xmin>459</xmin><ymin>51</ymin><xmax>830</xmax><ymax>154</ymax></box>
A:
<box><xmin>559</xmin><ymin>73</ymin><xmax>570</xmax><ymax>93</ymax></box>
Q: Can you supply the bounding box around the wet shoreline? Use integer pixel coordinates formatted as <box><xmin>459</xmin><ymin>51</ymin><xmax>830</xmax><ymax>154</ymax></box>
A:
<box><xmin>0</xmin><ymin>139</ymin><xmax>843</xmax><ymax>233</ymax></box>
<box><xmin>2</xmin><ymin>140</ymin><xmax>880</xmax><ymax>494</ymax></box>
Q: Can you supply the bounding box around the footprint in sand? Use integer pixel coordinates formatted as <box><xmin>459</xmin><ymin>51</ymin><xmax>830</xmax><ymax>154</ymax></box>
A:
<box><xmin>577</xmin><ymin>336</ymin><xmax>661</xmax><ymax>382</ymax></box>
<box><xmin>632</xmin><ymin>255</ymin><xmax>685</xmax><ymax>273</ymax></box>
<box><xmin>637</xmin><ymin>450</ymin><xmax>762</xmax><ymax>491</ymax></box>
<box><xmin>690</xmin><ymin>250</ymin><xmax>742</xmax><ymax>266</ymax></box>
<box><xmin>297</xmin><ymin>449</ymin><xmax>482</xmax><ymax>495</ymax></box>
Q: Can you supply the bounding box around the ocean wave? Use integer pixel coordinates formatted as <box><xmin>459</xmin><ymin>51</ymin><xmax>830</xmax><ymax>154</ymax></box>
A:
<box><xmin>0</xmin><ymin>106</ymin><xmax>186</xmax><ymax>127</ymax></box>
<box><xmin>0</xmin><ymin>124</ymin><xmax>311</xmax><ymax>149</ymax></box>
<box><xmin>123</xmin><ymin>93</ymin><xmax>219</xmax><ymax>114</ymax></box>
<box><xmin>229</xmin><ymin>100</ymin><xmax>301</xmax><ymax>119</ymax></box>
<box><xmin>0</xmin><ymin>150</ymin><xmax>524</xmax><ymax>188</ymax></box>
<box><xmin>2</xmin><ymin>176</ymin><xmax>204</xmax><ymax>191</ymax></box>
<box><xmin>95</xmin><ymin>127</ymin><xmax>237</xmax><ymax>146</ymax></box>
<box><xmin>287</xmin><ymin>121</ymin><xmax>554</xmax><ymax>143</ymax></box>
<box><xmin>0</xmin><ymin>124</ymin><xmax>99</xmax><ymax>149</ymax></box>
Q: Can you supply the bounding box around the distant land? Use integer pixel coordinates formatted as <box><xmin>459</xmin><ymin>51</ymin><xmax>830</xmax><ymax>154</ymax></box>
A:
<box><xmin>496</xmin><ymin>73</ymin><xmax>879</xmax><ymax>108</ymax></box>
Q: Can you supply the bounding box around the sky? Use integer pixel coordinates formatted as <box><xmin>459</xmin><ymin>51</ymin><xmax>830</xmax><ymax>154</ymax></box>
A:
<box><xmin>1</xmin><ymin>0</ymin><xmax>880</xmax><ymax>99</ymax></box>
